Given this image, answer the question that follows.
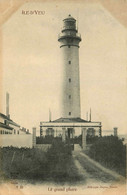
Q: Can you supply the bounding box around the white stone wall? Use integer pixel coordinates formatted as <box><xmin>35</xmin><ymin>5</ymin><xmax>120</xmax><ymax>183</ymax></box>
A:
<box><xmin>0</xmin><ymin>117</ymin><xmax>4</xmax><ymax>123</ymax></box>
<box><xmin>0</xmin><ymin>127</ymin><xmax>12</xmax><ymax>134</ymax></box>
<box><xmin>0</xmin><ymin>134</ymin><xmax>33</xmax><ymax>148</ymax></box>
<box><xmin>9</xmin><ymin>124</ymin><xmax>19</xmax><ymax>132</ymax></box>
<box><xmin>18</xmin><ymin>130</ymin><xmax>28</xmax><ymax>134</ymax></box>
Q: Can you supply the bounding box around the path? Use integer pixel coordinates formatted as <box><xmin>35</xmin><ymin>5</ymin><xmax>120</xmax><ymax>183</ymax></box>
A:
<box><xmin>73</xmin><ymin>144</ymin><xmax>125</xmax><ymax>185</ymax></box>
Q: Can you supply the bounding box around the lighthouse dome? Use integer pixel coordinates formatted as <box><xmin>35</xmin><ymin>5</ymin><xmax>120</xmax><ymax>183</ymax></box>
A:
<box><xmin>63</xmin><ymin>14</ymin><xmax>76</xmax><ymax>21</ymax></box>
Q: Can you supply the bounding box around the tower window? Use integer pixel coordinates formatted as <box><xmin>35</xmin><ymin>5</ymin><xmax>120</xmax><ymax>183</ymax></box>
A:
<box><xmin>69</xmin><ymin>61</ymin><xmax>71</xmax><ymax>64</ymax></box>
<box><xmin>69</xmin><ymin>78</ymin><xmax>71</xmax><ymax>82</ymax></box>
<box><xmin>69</xmin><ymin>112</ymin><xmax>71</xmax><ymax>115</ymax></box>
<box><xmin>69</xmin><ymin>95</ymin><xmax>71</xmax><ymax>99</ymax></box>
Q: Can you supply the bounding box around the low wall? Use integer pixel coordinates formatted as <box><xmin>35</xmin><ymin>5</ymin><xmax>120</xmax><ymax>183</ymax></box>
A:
<box><xmin>0</xmin><ymin>134</ymin><xmax>33</xmax><ymax>148</ymax></box>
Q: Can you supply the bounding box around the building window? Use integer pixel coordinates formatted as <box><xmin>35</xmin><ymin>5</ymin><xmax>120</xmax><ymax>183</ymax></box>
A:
<box><xmin>87</xmin><ymin>128</ymin><xmax>95</xmax><ymax>137</ymax></box>
<box><xmin>69</xmin><ymin>78</ymin><xmax>71</xmax><ymax>82</ymax></box>
<box><xmin>69</xmin><ymin>61</ymin><xmax>71</xmax><ymax>64</ymax></box>
<box><xmin>46</xmin><ymin>128</ymin><xmax>54</xmax><ymax>137</ymax></box>
<box><xmin>69</xmin><ymin>112</ymin><xmax>71</xmax><ymax>115</ymax></box>
<box><xmin>69</xmin><ymin>95</ymin><xmax>71</xmax><ymax>99</ymax></box>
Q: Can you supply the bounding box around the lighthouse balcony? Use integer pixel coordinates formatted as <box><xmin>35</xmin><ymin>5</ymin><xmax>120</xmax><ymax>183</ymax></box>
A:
<box><xmin>58</xmin><ymin>32</ymin><xmax>81</xmax><ymax>41</ymax></box>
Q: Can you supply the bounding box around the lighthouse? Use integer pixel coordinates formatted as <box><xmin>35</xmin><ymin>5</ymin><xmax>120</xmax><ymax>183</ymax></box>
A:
<box><xmin>58</xmin><ymin>14</ymin><xmax>81</xmax><ymax>118</ymax></box>
<box><xmin>40</xmin><ymin>15</ymin><xmax>102</xmax><ymax>141</ymax></box>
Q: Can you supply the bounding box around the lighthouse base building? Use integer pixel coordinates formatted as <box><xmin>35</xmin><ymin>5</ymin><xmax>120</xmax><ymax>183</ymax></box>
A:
<box><xmin>40</xmin><ymin>118</ymin><xmax>102</xmax><ymax>138</ymax></box>
<box><xmin>40</xmin><ymin>117</ymin><xmax>102</xmax><ymax>150</ymax></box>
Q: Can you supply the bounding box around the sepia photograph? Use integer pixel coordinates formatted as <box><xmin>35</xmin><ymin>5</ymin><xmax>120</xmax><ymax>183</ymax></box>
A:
<box><xmin>0</xmin><ymin>0</ymin><xmax>126</xmax><ymax>194</ymax></box>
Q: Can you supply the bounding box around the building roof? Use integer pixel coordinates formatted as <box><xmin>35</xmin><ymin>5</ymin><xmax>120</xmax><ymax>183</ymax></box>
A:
<box><xmin>0</xmin><ymin>113</ymin><xmax>9</xmax><ymax>120</ymax></box>
<box><xmin>52</xmin><ymin>117</ymin><xmax>88</xmax><ymax>123</ymax></box>
<box><xmin>0</xmin><ymin>122</ymin><xmax>13</xmax><ymax>130</ymax></box>
<box><xmin>8</xmin><ymin>120</ymin><xmax>20</xmax><ymax>127</ymax></box>
<box><xmin>0</xmin><ymin>113</ymin><xmax>20</xmax><ymax>127</ymax></box>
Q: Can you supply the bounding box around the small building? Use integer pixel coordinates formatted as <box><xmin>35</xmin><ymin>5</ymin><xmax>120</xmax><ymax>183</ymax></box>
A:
<box><xmin>0</xmin><ymin>113</ymin><xmax>29</xmax><ymax>135</ymax></box>
<box><xmin>0</xmin><ymin>93</ymin><xmax>33</xmax><ymax>148</ymax></box>
<box><xmin>0</xmin><ymin>112</ymin><xmax>33</xmax><ymax>148</ymax></box>
<box><xmin>0</xmin><ymin>113</ymin><xmax>20</xmax><ymax>134</ymax></box>
<box><xmin>40</xmin><ymin>118</ymin><xmax>102</xmax><ymax>141</ymax></box>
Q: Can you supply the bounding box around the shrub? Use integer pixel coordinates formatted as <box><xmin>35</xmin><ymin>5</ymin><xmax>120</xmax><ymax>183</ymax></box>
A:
<box><xmin>0</xmin><ymin>140</ymin><xmax>81</xmax><ymax>183</ymax></box>
<box><xmin>88</xmin><ymin>136</ymin><xmax>126</xmax><ymax>176</ymax></box>
<box><xmin>36</xmin><ymin>136</ymin><xmax>62</xmax><ymax>144</ymax></box>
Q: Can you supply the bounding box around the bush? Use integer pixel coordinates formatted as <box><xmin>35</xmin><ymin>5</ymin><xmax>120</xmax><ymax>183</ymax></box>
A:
<box><xmin>36</xmin><ymin>136</ymin><xmax>62</xmax><ymax>144</ymax></box>
<box><xmin>0</xmin><ymin>147</ymin><xmax>48</xmax><ymax>180</ymax></box>
<box><xmin>88</xmin><ymin>136</ymin><xmax>126</xmax><ymax>176</ymax></box>
<box><xmin>0</xmin><ymin>140</ymin><xmax>81</xmax><ymax>183</ymax></box>
<box><xmin>86</xmin><ymin>135</ymin><xmax>99</xmax><ymax>144</ymax></box>
<box><xmin>73</xmin><ymin>135</ymin><xmax>82</xmax><ymax>145</ymax></box>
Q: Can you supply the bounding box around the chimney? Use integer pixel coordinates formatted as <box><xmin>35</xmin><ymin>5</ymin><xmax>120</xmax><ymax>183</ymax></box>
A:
<box><xmin>27</xmin><ymin>129</ymin><xmax>29</xmax><ymax>134</ymax></box>
<box><xmin>6</xmin><ymin>92</ymin><xmax>10</xmax><ymax>118</ymax></box>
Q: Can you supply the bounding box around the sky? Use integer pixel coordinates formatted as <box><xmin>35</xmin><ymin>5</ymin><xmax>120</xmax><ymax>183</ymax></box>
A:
<box><xmin>2</xmin><ymin>2</ymin><xmax>127</xmax><ymax>135</ymax></box>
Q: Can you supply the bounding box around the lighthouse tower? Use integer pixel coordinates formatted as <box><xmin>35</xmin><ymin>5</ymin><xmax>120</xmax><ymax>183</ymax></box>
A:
<box><xmin>58</xmin><ymin>15</ymin><xmax>81</xmax><ymax>118</ymax></box>
<box><xmin>40</xmin><ymin>15</ymin><xmax>102</xmax><ymax>140</ymax></box>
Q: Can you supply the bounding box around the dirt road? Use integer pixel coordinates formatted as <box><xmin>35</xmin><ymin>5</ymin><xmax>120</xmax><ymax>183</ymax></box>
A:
<box><xmin>73</xmin><ymin>144</ymin><xmax>125</xmax><ymax>186</ymax></box>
